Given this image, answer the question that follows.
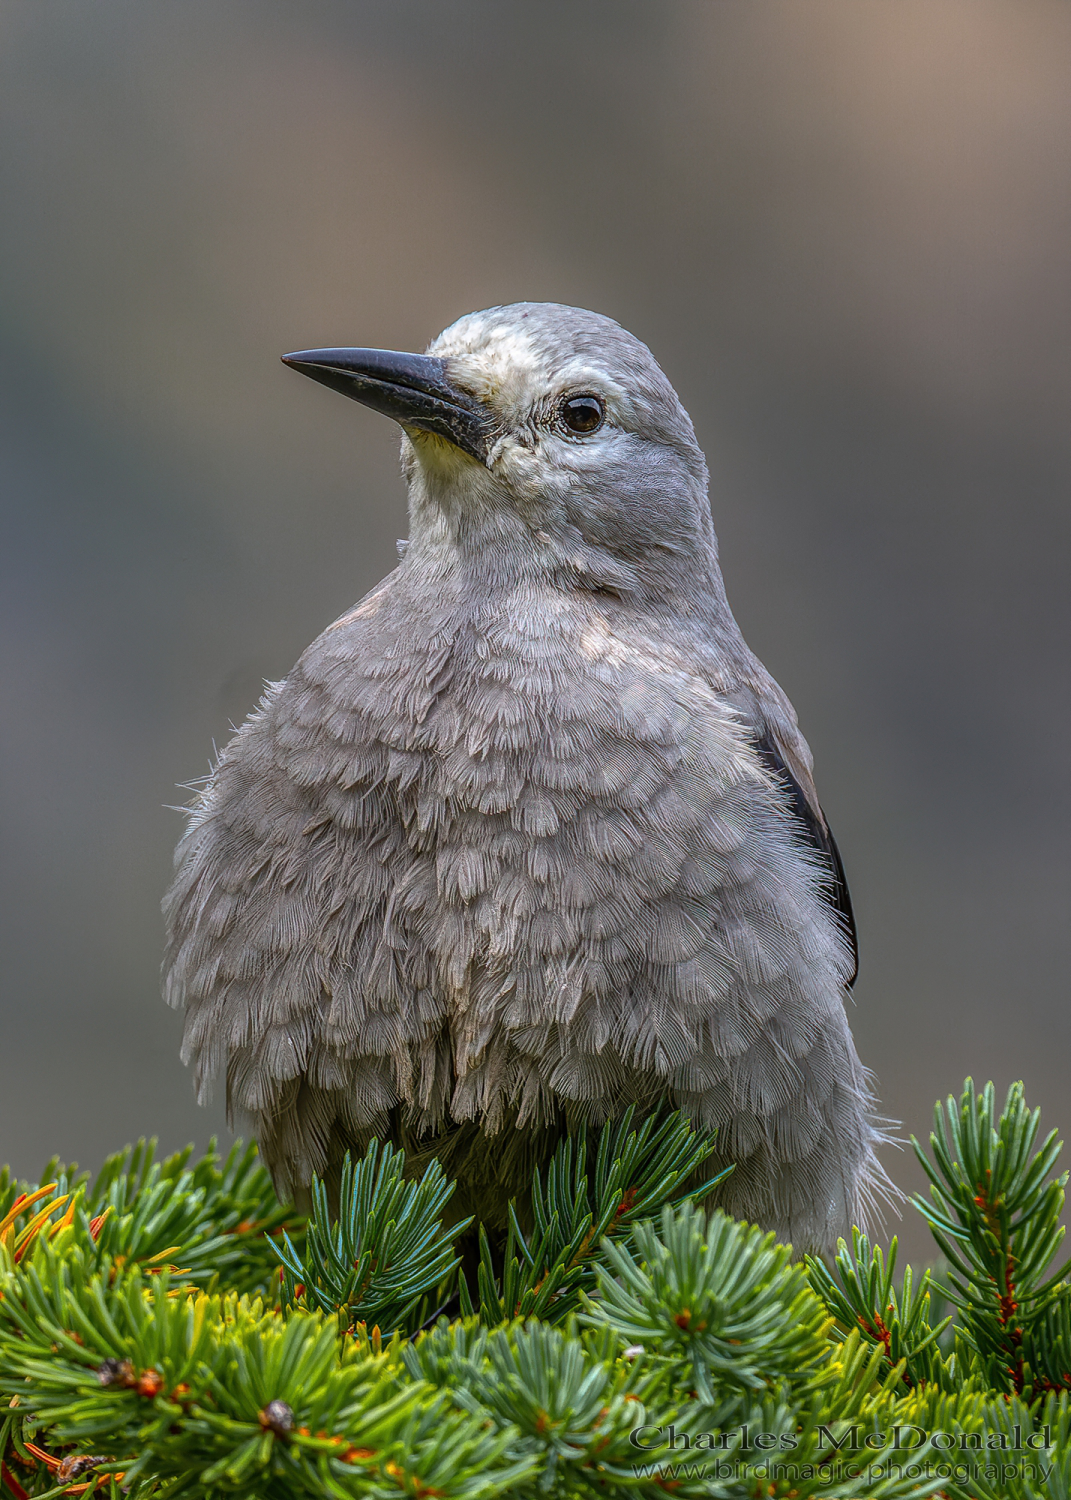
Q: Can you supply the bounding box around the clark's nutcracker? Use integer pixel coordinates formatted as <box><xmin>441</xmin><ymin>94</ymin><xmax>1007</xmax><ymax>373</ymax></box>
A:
<box><xmin>163</xmin><ymin>303</ymin><xmax>890</xmax><ymax>1250</ymax></box>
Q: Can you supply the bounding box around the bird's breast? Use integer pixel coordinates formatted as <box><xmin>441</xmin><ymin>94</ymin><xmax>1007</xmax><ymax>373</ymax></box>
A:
<box><xmin>166</xmin><ymin>592</ymin><xmax>852</xmax><ymax>1145</ymax></box>
<box><xmin>280</xmin><ymin>604</ymin><xmax>780</xmax><ymax>994</ymax></box>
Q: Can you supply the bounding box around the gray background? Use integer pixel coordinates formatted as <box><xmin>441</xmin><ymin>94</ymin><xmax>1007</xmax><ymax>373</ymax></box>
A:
<box><xmin>1</xmin><ymin>1</ymin><xmax>1067</xmax><ymax>1262</ymax></box>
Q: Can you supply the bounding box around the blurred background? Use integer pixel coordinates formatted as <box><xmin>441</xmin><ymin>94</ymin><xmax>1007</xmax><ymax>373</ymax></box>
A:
<box><xmin>0</xmin><ymin>0</ymin><xmax>1068</xmax><ymax>1262</ymax></box>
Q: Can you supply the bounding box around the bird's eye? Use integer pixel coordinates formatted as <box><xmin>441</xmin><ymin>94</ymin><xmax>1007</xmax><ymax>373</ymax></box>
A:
<box><xmin>559</xmin><ymin>394</ymin><xmax>605</xmax><ymax>435</ymax></box>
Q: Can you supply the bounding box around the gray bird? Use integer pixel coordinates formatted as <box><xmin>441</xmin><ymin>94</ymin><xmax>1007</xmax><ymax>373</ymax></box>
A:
<box><xmin>163</xmin><ymin>303</ymin><xmax>890</xmax><ymax>1251</ymax></box>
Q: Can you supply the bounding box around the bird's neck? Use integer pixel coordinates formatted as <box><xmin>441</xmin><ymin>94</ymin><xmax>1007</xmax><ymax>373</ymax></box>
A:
<box><xmin>403</xmin><ymin>462</ymin><xmax>727</xmax><ymax>618</ymax></box>
<box><xmin>404</xmin><ymin>460</ymin><xmax>574</xmax><ymax>592</ymax></box>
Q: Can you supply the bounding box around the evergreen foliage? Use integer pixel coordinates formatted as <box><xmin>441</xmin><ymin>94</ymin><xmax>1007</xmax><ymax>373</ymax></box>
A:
<box><xmin>1</xmin><ymin>1079</ymin><xmax>1070</xmax><ymax>1497</ymax></box>
<box><xmin>469</xmin><ymin>1107</ymin><xmax>728</xmax><ymax>1328</ymax></box>
<box><xmin>274</xmin><ymin>1142</ymin><xmax>465</xmax><ymax>1335</ymax></box>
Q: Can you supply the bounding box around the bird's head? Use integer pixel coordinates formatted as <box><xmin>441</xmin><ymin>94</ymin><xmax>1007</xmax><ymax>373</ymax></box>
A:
<box><xmin>284</xmin><ymin>303</ymin><xmax>721</xmax><ymax>606</ymax></box>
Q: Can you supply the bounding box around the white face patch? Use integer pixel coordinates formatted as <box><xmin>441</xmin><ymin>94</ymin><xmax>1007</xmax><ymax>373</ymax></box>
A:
<box><xmin>427</xmin><ymin>314</ymin><xmax>545</xmax><ymax>421</ymax></box>
<box><xmin>427</xmin><ymin>312</ymin><xmax>634</xmax><ymax>457</ymax></box>
<box><xmin>429</xmin><ymin>314</ymin><xmax>539</xmax><ymax>371</ymax></box>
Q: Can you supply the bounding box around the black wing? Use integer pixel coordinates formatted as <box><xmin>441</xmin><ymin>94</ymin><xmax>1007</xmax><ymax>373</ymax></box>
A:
<box><xmin>754</xmin><ymin>730</ymin><xmax>858</xmax><ymax>987</ymax></box>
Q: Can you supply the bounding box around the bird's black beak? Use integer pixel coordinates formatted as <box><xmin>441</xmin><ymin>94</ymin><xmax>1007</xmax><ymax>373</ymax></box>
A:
<box><xmin>281</xmin><ymin>347</ymin><xmax>491</xmax><ymax>464</ymax></box>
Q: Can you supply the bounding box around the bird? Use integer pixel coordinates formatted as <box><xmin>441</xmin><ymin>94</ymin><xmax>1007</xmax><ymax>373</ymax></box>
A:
<box><xmin>163</xmin><ymin>302</ymin><xmax>890</xmax><ymax>1252</ymax></box>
